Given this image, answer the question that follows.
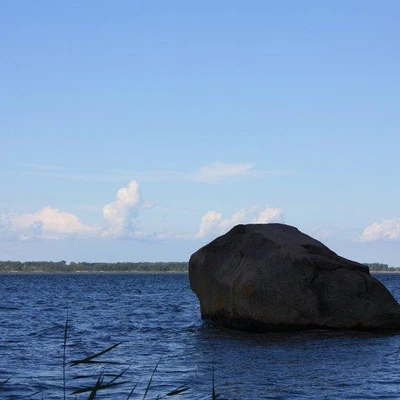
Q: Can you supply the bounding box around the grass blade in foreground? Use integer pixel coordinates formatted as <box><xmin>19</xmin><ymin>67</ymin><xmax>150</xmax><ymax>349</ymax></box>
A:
<box><xmin>0</xmin><ymin>375</ymin><xmax>13</xmax><ymax>388</ymax></box>
<box><xmin>70</xmin><ymin>343</ymin><xmax>131</xmax><ymax>398</ymax></box>
<box><xmin>212</xmin><ymin>365</ymin><xmax>217</xmax><ymax>400</ymax></box>
<box><xmin>63</xmin><ymin>308</ymin><xmax>69</xmax><ymax>400</ymax></box>
<box><xmin>71</xmin><ymin>379</ymin><xmax>129</xmax><ymax>396</ymax></box>
<box><xmin>126</xmin><ymin>381</ymin><xmax>139</xmax><ymax>399</ymax></box>
<box><xmin>70</xmin><ymin>342</ymin><xmax>123</xmax><ymax>366</ymax></box>
<box><xmin>143</xmin><ymin>358</ymin><xmax>161</xmax><ymax>399</ymax></box>
<box><xmin>165</xmin><ymin>384</ymin><xmax>190</xmax><ymax>396</ymax></box>
<box><xmin>87</xmin><ymin>373</ymin><xmax>103</xmax><ymax>400</ymax></box>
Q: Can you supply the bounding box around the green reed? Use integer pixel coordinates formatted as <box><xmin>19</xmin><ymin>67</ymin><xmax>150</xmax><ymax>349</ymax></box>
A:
<box><xmin>0</xmin><ymin>309</ymin><xmax>225</xmax><ymax>399</ymax></box>
<box><xmin>63</xmin><ymin>315</ymin><xmax>190</xmax><ymax>399</ymax></box>
<box><xmin>0</xmin><ymin>312</ymin><xmax>193</xmax><ymax>399</ymax></box>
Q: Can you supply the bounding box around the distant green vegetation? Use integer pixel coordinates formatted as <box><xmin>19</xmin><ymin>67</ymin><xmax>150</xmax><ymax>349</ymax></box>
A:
<box><xmin>0</xmin><ymin>260</ymin><xmax>398</xmax><ymax>273</ymax></box>
<box><xmin>364</xmin><ymin>263</ymin><xmax>400</xmax><ymax>272</ymax></box>
<box><xmin>0</xmin><ymin>260</ymin><xmax>188</xmax><ymax>273</ymax></box>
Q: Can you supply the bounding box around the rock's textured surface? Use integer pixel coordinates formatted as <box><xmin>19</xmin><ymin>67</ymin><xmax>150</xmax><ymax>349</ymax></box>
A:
<box><xmin>189</xmin><ymin>223</ymin><xmax>400</xmax><ymax>331</ymax></box>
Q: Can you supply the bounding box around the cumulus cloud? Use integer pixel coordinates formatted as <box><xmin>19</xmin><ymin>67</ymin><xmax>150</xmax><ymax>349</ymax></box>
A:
<box><xmin>8</xmin><ymin>206</ymin><xmax>100</xmax><ymax>240</ymax></box>
<box><xmin>102</xmin><ymin>180</ymin><xmax>153</xmax><ymax>238</ymax></box>
<box><xmin>359</xmin><ymin>218</ymin><xmax>400</xmax><ymax>242</ymax></box>
<box><xmin>196</xmin><ymin>211</ymin><xmax>223</xmax><ymax>238</ymax></box>
<box><xmin>0</xmin><ymin>179</ymin><xmax>284</xmax><ymax>243</ymax></box>
<box><xmin>0</xmin><ymin>180</ymin><xmax>152</xmax><ymax>241</ymax></box>
<box><xmin>196</xmin><ymin>206</ymin><xmax>283</xmax><ymax>238</ymax></box>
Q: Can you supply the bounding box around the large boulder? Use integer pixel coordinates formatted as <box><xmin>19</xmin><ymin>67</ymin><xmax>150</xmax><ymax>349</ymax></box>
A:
<box><xmin>189</xmin><ymin>223</ymin><xmax>400</xmax><ymax>331</ymax></box>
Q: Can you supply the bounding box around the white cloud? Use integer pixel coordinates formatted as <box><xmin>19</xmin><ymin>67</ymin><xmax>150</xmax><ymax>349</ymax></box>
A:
<box><xmin>196</xmin><ymin>206</ymin><xmax>283</xmax><ymax>238</ymax></box>
<box><xmin>8</xmin><ymin>206</ymin><xmax>100</xmax><ymax>240</ymax></box>
<box><xmin>0</xmin><ymin>179</ymin><xmax>284</xmax><ymax>244</ymax></box>
<box><xmin>251</xmin><ymin>207</ymin><xmax>283</xmax><ymax>224</ymax></box>
<box><xmin>0</xmin><ymin>214</ymin><xmax>20</xmax><ymax>240</ymax></box>
<box><xmin>102</xmin><ymin>180</ymin><xmax>153</xmax><ymax>238</ymax></box>
<box><xmin>196</xmin><ymin>211</ymin><xmax>223</xmax><ymax>238</ymax></box>
<box><xmin>22</xmin><ymin>162</ymin><xmax>297</xmax><ymax>184</ymax></box>
<box><xmin>359</xmin><ymin>218</ymin><xmax>400</xmax><ymax>242</ymax></box>
<box><xmin>195</xmin><ymin>162</ymin><xmax>255</xmax><ymax>183</ymax></box>
<box><xmin>0</xmin><ymin>180</ymin><xmax>152</xmax><ymax>241</ymax></box>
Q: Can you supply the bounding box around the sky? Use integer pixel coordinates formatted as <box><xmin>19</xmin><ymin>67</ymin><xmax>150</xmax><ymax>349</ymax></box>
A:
<box><xmin>1</xmin><ymin>1</ymin><xmax>399</xmax><ymax>264</ymax></box>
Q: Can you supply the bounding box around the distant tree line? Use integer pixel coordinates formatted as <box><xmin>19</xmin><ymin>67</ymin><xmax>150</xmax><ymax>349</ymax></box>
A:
<box><xmin>0</xmin><ymin>260</ymin><xmax>188</xmax><ymax>273</ymax></box>
<box><xmin>0</xmin><ymin>261</ymin><xmax>397</xmax><ymax>273</ymax></box>
<box><xmin>364</xmin><ymin>263</ymin><xmax>399</xmax><ymax>272</ymax></box>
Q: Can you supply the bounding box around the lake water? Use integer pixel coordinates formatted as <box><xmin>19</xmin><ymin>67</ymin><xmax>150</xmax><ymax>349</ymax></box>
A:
<box><xmin>1</xmin><ymin>273</ymin><xmax>400</xmax><ymax>399</ymax></box>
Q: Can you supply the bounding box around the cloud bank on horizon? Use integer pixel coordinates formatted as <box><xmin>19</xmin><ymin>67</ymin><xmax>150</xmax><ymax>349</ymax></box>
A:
<box><xmin>0</xmin><ymin>161</ymin><xmax>298</xmax><ymax>242</ymax></box>
<box><xmin>2</xmin><ymin>175</ymin><xmax>398</xmax><ymax>246</ymax></box>
<box><xmin>0</xmin><ymin>176</ymin><xmax>283</xmax><ymax>242</ymax></box>
<box><xmin>7</xmin><ymin>207</ymin><xmax>100</xmax><ymax>240</ymax></box>
<box><xmin>1</xmin><ymin>181</ymin><xmax>149</xmax><ymax>241</ymax></box>
<box><xmin>3</xmin><ymin>164</ymin><xmax>400</xmax><ymax>247</ymax></box>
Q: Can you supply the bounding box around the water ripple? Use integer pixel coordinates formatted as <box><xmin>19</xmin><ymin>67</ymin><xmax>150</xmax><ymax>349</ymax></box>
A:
<box><xmin>0</xmin><ymin>273</ymin><xmax>400</xmax><ymax>399</ymax></box>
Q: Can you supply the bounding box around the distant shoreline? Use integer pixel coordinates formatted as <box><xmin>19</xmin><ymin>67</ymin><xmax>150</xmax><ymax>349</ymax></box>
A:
<box><xmin>370</xmin><ymin>271</ymin><xmax>400</xmax><ymax>274</ymax></box>
<box><xmin>0</xmin><ymin>261</ymin><xmax>397</xmax><ymax>275</ymax></box>
<box><xmin>0</xmin><ymin>270</ymin><xmax>398</xmax><ymax>275</ymax></box>
<box><xmin>0</xmin><ymin>261</ymin><xmax>189</xmax><ymax>274</ymax></box>
<box><xmin>0</xmin><ymin>270</ymin><xmax>188</xmax><ymax>275</ymax></box>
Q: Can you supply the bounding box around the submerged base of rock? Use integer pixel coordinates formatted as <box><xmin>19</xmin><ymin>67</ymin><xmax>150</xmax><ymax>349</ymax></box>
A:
<box><xmin>189</xmin><ymin>224</ymin><xmax>400</xmax><ymax>332</ymax></box>
<box><xmin>207</xmin><ymin>315</ymin><xmax>398</xmax><ymax>333</ymax></box>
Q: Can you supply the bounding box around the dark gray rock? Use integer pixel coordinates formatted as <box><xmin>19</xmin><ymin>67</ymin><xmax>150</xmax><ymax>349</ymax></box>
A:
<box><xmin>189</xmin><ymin>223</ymin><xmax>400</xmax><ymax>331</ymax></box>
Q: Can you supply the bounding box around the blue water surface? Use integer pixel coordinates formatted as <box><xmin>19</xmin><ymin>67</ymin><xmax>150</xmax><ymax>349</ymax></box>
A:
<box><xmin>0</xmin><ymin>273</ymin><xmax>400</xmax><ymax>399</ymax></box>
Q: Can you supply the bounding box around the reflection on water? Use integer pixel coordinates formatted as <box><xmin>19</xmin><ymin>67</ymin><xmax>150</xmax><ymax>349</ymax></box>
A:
<box><xmin>0</xmin><ymin>273</ymin><xmax>399</xmax><ymax>399</ymax></box>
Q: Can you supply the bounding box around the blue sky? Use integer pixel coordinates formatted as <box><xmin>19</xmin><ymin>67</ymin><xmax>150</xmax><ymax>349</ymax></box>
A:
<box><xmin>1</xmin><ymin>1</ymin><xmax>399</xmax><ymax>264</ymax></box>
